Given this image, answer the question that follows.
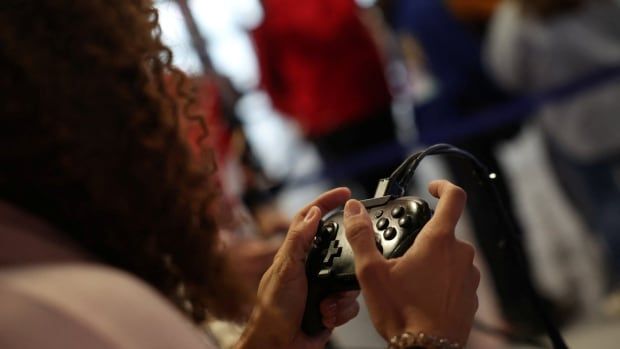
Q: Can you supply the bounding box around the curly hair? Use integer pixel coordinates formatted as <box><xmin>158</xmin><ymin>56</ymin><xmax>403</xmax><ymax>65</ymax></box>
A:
<box><xmin>0</xmin><ymin>0</ymin><xmax>244</xmax><ymax>322</ymax></box>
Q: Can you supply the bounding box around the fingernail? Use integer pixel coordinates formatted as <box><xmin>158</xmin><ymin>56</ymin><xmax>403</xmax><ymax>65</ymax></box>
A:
<box><xmin>344</xmin><ymin>200</ymin><xmax>362</xmax><ymax>217</ymax></box>
<box><xmin>304</xmin><ymin>206</ymin><xmax>320</xmax><ymax>222</ymax></box>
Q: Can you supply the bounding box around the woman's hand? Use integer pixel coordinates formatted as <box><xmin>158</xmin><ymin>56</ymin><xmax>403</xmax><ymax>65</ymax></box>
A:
<box><xmin>344</xmin><ymin>180</ymin><xmax>480</xmax><ymax>345</ymax></box>
<box><xmin>235</xmin><ymin>188</ymin><xmax>360</xmax><ymax>349</ymax></box>
<box><xmin>227</xmin><ymin>238</ymin><xmax>280</xmax><ymax>298</ymax></box>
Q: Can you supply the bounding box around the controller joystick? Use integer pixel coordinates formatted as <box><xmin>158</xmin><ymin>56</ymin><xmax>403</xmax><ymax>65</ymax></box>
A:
<box><xmin>301</xmin><ymin>195</ymin><xmax>432</xmax><ymax>335</ymax></box>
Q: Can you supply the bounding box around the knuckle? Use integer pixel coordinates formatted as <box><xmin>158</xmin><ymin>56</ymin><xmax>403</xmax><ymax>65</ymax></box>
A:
<box><xmin>285</xmin><ymin>228</ymin><xmax>305</xmax><ymax>246</ymax></box>
<box><xmin>458</xmin><ymin>241</ymin><xmax>476</xmax><ymax>264</ymax></box>
<box><xmin>425</xmin><ymin>228</ymin><xmax>455</xmax><ymax>246</ymax></box>
<box><xmin>292</xmin><ymin>211</ymin><xmax>303</xmax><ymax>222</ymax></box>
<box><xmin>345</xmin><ymin>218</ymin><xmax>372</xmax><ymax>242</ymax></box>
<box><xmin>474</xmin><ymin>294</ymin><xmax>479</xmax><ymax>312</ymax></box>
<box><xmin>292</xmin><ymin>208</ymin><xmax>308</xmax><ymax>224</ymax></box>
<box><xmin>285</xmin><ymin>226</ymin><xmax>313</xmax><ymax>255</ymax></box>
<box><xmin>472</xmin><ymin>266</ymin><xmax>481</xmax><ymax>288</ymax></box>
<box><xmin>273</xmin><ymin>253</ymin><xmax>296</xmax><ymax>281</ymax></box>
<box><xmin>449</xmin><ymin>184</ymin><xmax>467</xmax><ymax>201</ymax></box>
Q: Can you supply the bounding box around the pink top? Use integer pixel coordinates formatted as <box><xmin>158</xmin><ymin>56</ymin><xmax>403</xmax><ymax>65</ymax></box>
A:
<box><xmin>0</xmin><ymin>202</ymin><xmax>217</xmax><ymax>349</ymax></box>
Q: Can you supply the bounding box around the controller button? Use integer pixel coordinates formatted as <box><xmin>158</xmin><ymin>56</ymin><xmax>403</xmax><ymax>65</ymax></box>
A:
<box><xmin>374</xmin><ymin>210</ymin><xmax>384</xmax><ymax>219</ymax></box>
<box><xmin>321</xmin><ymin>222</ymin><xmax>338</xmax><ymax>240</ymax></box>
<box><xmin>318</xmin><ymin>269</ymin><xmax>331</xmax><ymax>278</ymax></box>
<box><xmin>322</xmin><ymin>240</ymin><xmax>343</xmax><ymax>266</ymax></box>
<box><xmin>376</xmin><ymin>218</ymin><xmax>389</xmax><ymax>230</ymax></box>
<box><xmin>398</xmin><ymin>215</ymin><xmax>413</xmax><ymax>228</ymax></box>
<box><xmin>391</xmin><ymin>206</ymin><xmax>405</xmax><ymax>218</ymax></box>
<box><xmin>383</xmin><ymin>227</ymin><xmax>397</xmax><ymax>240</ymax></box>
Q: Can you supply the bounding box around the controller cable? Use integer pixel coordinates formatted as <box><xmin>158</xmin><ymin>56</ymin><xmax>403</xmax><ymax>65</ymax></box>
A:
<box><xmin>374</xmin><ymin>143</ymin><xmax>569</xmax><ymax>349</ymax></box>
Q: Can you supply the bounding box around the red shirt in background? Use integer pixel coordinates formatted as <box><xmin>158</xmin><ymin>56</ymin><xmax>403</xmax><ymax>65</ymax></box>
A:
<box><xmin>251</xmin><ymin>0</ymin><xmax>392</xmax><ymax>137</ymax></box>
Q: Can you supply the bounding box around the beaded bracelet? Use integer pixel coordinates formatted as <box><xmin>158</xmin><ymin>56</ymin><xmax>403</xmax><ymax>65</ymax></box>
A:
<box><xmin>387</xmin><ymin>331</ymin><xmax>462</xmax><ymax>349</ymax></box>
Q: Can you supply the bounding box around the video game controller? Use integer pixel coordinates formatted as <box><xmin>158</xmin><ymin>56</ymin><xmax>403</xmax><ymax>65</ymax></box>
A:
<box><xmin>301</xmin><ymin>195</ymin><xmax>433</xmax><ymax>335</ymax></box>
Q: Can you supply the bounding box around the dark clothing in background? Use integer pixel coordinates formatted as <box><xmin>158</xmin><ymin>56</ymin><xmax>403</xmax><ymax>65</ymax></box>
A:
<box><xmin>312</xmin><ymin>108</ymin><xmax>402</xmax><ymax>196</ymax></box>
<box><xmin>486</xmin><ymin>0</ymin><xmax>620</xmax><ymax>286</ymax></box>
<box><xmin>390</xmin><ymin>0</ymin><xmax>515</xmax><ymax>144</ymax></box>
<box><xmin>389</xmin><ymin>0</ymin><xmax>541</xmax><ymax>330</ymax></box>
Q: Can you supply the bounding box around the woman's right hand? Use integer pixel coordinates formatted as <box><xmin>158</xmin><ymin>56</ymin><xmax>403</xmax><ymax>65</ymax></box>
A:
<box><xmin>343</xmin><ymin>180</ymin><xmax>480</xmax><ymax>345</ymax></box>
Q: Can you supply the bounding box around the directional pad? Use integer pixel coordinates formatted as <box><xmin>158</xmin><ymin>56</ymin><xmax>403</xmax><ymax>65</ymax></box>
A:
<box><xmin>322</xmin><ymin>240</ymin><xmax>343</xmax><ymax>266</ymax></box>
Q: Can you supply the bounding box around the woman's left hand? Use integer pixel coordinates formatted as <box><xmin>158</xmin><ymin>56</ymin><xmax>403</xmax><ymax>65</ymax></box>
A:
<box><xmin>235</xmin><ymin>187</ymin><xmax>359</xmax><ymax>349</ymax></box>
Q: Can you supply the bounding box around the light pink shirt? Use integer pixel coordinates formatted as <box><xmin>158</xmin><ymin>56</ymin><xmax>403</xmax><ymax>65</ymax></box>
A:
<box><xmin>0</xmin><ymin>202</ymin><xmax>217</xmax><ymax>349</ymax></box>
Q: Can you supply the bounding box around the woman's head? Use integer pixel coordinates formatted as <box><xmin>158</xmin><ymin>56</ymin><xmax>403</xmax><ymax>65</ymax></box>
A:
<box><xmin>0</xmin><ymin>0</ymin><xmax>243</xmax><ymax>321</ymax></box>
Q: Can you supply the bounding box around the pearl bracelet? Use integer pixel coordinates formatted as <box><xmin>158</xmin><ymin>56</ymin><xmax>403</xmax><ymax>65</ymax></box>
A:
<box><xmin>387</xmin><ymin>331</ymin><xmax>462</xmax><ymax>349</ymax></box>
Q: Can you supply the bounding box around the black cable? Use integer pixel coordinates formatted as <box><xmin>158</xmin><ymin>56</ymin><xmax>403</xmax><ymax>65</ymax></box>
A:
<box><xmin>388</xmin><ymin>144</ymin><xmax>569</xmax><ymax>349</ymax></box>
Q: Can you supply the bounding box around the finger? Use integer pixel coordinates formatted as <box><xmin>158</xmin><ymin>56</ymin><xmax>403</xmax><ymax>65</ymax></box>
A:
<box><xmin>422</xmin><ymin>180</ymin><xmax>467</xmax><ymax>238</ymax></box>
<box><xmin>334</xmin><ymin>299</ymin><xmax>360</xmax><ymax>327</ymax></box>
<box><xmin>277</xmin><ymin>188</ymin><xmax>351</xmax><ymax>261</ymax></box>
<box><xmin>294</xmin><ymin>187</ymin><xmax>352</xmax><ymax>223</ymax></box>
<box><xmin>320</xmin><ymin>296</ymin><xmax>360</xmax><ymax>328</ymax></box>
<box><xmin>343</xmin><ymin>200</ymin><xmax>385</xmax><ymax>278</ymax></box>
<box><xmin>319</xmin><ymin>291</ymin><xmax>359</xmax><ymax>313</ymax></box>
<box><xmin>334</xmin><ymin>290</ymin><xmax>360</xmax><ymax>301</ymax></box>
<box><xmin>320</xmin><ymin>298</ymin><xmax>338</xmax><ymax>328</ymax></box>
<box><xmin>276</xmin><ymin>205</ymin><xmax>322</xmax><ymax>263</ymax></box>
<box><xmin>319</xmin><ymin>290</ymin><xmax>359</xmax><ymax>328</ymax></box>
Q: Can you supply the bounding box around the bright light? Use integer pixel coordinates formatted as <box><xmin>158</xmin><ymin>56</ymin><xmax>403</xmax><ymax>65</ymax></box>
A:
<box><xmin>355</xmin><ymin>0</ymin><xmax>377</xmax><ymax>8</ymax></box>
<box><xmin>489</xmin><ymin>173</ymin><xmax>497</xmax><ymax>179</ymax></box>
<box><xmin>156</xmin><ymin>1</ymin><xmax>202</xmax><ymax>74</ymax></box>
<box><xmin>188</xmin><ymin>0</ymin><xmax>262</xmax><ymax>90</ymax></box>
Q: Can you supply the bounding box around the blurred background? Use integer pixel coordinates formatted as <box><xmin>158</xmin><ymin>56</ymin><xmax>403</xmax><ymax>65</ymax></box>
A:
<box><xmin>156</xmin><ymin>0</ymin><xmax>620</xmax><ymax>347</ymax></box>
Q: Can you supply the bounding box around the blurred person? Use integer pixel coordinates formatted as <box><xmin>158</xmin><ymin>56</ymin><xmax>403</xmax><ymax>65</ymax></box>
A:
<box><xmin>0</xmin><ymin>1</ymin><xmax>480</xmax><ymax>349</ymax></box>
<box><xmin>447</xmin><ymin>0</ymin><xmax>500</xmax><ymax>23</ymax></box>
<box><xmin>485</xmin><ymin>0</ymin><xmax>620</xmax><ymax>289</ymax></box>
<box><xmin>251</xmin><ymin>0</ymin><xmax>403</xmax><ymax>198</ymax></box>
<box><xmin>186</xmin><ymin>75</ymin><xmax>289</xmax><ymax>239</ymax></box>
<box><xmin>388</xmin><ymin>0</ymin><xmax>543</xmax><ymax>332</ymax></box>
<box><xmin>184</xmin><ymin>76</ymin><xmax>285</xmax><ymax>329</ymax></box>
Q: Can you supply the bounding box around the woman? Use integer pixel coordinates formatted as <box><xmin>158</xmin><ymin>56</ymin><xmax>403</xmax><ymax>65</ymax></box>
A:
<box><xmin>0</xmin><ymin>1</ymin><xmax>479</xmax><ymax>348</ymax></box>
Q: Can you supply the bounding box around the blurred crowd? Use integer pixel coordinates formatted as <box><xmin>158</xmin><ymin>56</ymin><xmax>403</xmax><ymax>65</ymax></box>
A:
<box><xmin>164</xmin><ymin>0</ymin><xmax>620</xmax><ymax>347</ymax></box>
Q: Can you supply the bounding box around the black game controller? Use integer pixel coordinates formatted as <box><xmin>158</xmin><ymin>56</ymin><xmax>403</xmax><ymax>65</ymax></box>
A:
<box><xmin>301</xmin><ymin>195</ymin><xmax>432</xmax><ymax>335</ymax></box>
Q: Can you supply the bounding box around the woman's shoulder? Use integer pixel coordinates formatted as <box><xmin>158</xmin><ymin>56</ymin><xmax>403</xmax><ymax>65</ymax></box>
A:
<box><xmin>0</xmin><ymin>263</ymin><xmax>216</xmax><ymax>349</ymax></box>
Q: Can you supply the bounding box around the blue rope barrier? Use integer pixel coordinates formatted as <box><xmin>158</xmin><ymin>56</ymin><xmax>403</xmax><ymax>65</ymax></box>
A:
<box><xmin>285</xmin><ymin>65</ymin><xmax>620</xmax><ymax>188</ymax></box>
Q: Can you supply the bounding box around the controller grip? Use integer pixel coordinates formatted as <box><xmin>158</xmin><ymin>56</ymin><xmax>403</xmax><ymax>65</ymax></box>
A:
<box><xmin>301</xmin><ymin>280</ymin><xmax>330</xmax><ymax>336</ymax></box>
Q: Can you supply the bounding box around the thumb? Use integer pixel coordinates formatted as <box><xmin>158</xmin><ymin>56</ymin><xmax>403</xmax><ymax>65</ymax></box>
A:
<box><xmin>277</xmin><ymin>205</ymin><xmax>322</xmax><ymax>262</ymax></box>
<box><xmin>343</xmin><ymin>200</ymin><xmax>384</xmax><ymax>274</ymax></box>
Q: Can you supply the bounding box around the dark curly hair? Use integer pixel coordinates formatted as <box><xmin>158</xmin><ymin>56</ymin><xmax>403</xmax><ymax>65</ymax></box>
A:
<box><xmin>0</xmin><ymin>0</ymin><xmax>244</xmax><ymax>322</ymax></box>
